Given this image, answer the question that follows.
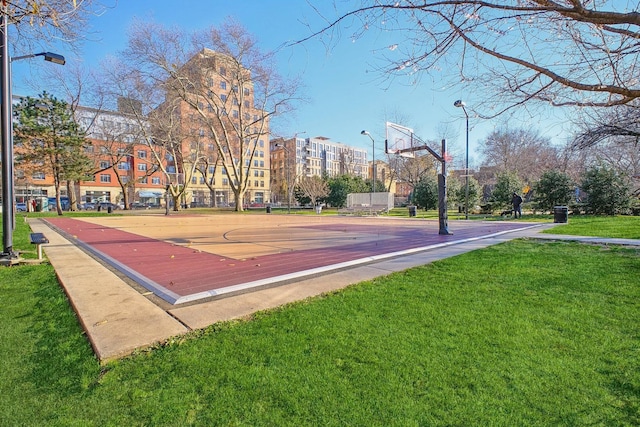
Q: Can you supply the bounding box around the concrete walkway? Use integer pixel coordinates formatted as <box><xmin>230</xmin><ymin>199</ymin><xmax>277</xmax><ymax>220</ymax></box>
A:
<box><xmin>26</xmin><ymin>217</ymin><xmax>638</xmax><ymax>363</ymax></box>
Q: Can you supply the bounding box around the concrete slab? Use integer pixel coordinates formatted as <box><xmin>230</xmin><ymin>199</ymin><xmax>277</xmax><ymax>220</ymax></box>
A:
<box><xmin>28</xmin><ymin>220</ymin><xmax>188</xmax><ymax>363</ymax></box>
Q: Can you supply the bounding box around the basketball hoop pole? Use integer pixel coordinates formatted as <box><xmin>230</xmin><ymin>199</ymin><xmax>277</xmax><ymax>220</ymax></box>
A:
<box><xmin>438</xmin><ymin>139</ymin><xmax>452</xmax><ymax>235</ymax></box>
<box><xmin>385</xmin><ymin>122</ymin><xmax>451</xmax><ymax>235</ymax></box>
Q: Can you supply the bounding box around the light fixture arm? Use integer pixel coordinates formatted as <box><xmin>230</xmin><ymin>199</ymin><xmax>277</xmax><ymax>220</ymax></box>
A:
<box><xmin>12</xmin><ymin>51</ymin><xmax>66</xmax><ymax>65</ymax></box>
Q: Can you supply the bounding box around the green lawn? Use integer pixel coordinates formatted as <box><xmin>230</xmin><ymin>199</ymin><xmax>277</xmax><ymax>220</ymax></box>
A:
<box><xmin>544</xmin><ymin>215</ymin><xmax>640</xmax><ymax>239</ymax></box>
<box><xmin>1</xmin><ymin>214</ymin><xmax>638</xmax><ymax>425</ymax></box>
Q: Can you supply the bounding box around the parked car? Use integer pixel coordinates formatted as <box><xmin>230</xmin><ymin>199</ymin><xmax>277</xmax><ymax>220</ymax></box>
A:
<box><xmin>130</xmin><ymin>202</ymin><xmax>150</xmax><ymax>210</ymax></box>
<box><xmin>97</xmin><ymin>202</ymin><xmax>119</xmax><ymax>211</ymax></box>
<box><xmin>81</xmin><ymin>202</ymin><xmax>96</xmax><ymax>210</ymax></box>
<box><xmin>16</xmin><ymin>202</ymin><xmax>27</xmax><ymax>212</ymax></box>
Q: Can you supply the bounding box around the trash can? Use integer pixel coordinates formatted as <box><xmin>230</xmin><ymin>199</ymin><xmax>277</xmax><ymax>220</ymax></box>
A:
<box><xmin>315</xmin><ymin>205</ymin><xmax>323</xmax><ymax>214</ymax></box>
<box><xmin>266</xmin><ymin>205</ymin><xmax>271</xmax><ymax>214</ymax></box>
<box><xmin>553</xmin><ymin>206</ymin><xmax>568</xmax><ymax>223</ymax></box>
<box><xmin>107</xmin><ymin>205</ymin><xmax>112</xmax><ymax>214</ymax></box>
<box><xmin>408</xmin><ymin>205</ymin><xmax>417</xmax><ymax>217</ymax></box>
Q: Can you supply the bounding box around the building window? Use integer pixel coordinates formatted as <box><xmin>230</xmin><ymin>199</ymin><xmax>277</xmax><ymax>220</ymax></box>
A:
<box><xmin>220</xmin><ymin>81</ymin><xmax>226</xmax><ymax>90</ymax></box>
<box><xmin>192</xmin><ymin>176</ymin><xmax>197</xmax><ymax>184</ymax></box>
<box><xmin>219</xmin><ymin>66</ymin><xmax>226</xmax><ymax>76</ymax></box>
<box><xmin>138</xmin><ymin>163</ymin><xmax>147</xmax><ymax>171</ymax></box>
<box><xmin>220</xmin><ymin>94</ymin><xmax>227</xmax><ymax>102</ymax></box>
<box><xmin>118</xmin><ymin>162</ymin><xmax>129</xmax><ymax>170</ymax></box>
<box><xmin>152</xmin><ymin>177</ymin><xmax>161</xmax><ymax>185</ymax></box>
<box><xmin>32</xmin><ymin>172</ymin><xmax>45</xmax><ymax>180</ymax></box>
<box><xmin>100</xmin><ymin>161</ymin><xmax>110</xmax><ymax>169</ymax></box>
<box><xmin>137</xmin><ymin>150</ymin><xmax>147</xmax><ymax>158</ymax></box>
<box><xmin>100</xmin><ymin>174</ymin><xmax>111</xmax><ymax>183</ymax></box>
<box><xmin>140</xmin><ymin>177</ymin><xmax>148</xmax><ymax>184</ymax></box>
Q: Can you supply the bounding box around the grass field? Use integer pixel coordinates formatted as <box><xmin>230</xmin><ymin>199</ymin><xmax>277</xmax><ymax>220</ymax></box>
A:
<box><xmin>1</xmin><ymin>212</ymin><xmax>638</xmax><ymax>425</ymax></box>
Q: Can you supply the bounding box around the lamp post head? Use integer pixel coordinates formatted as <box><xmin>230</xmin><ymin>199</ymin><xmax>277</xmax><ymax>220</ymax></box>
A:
<box><xmin>453</xmin><ymin>99</ymin><xmax>466</xmax><ymax>108</ymax></box>
<box><xmin>43</xmin><ymin>52</ymin><xmax>65</xmax><ymax>65</ymax></box>
<box><xmin>360</xmin><ymin>130</ymin><xmax>369</xmax><ymax>135</ymax></box>
<box><xmin>12</xmin><ymin>51</ymin><xmax>66</xmax><ymax>65</ymax></box>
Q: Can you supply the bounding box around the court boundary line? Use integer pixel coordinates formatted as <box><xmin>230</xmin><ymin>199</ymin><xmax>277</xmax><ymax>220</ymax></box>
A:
<box><xmin>43</xmin><ymin>219</ymin><xmax>543</xmax><ymax>305</ymax></box>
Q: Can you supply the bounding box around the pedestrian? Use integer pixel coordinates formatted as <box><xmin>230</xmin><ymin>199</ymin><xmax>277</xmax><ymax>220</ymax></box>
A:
<box><xmin>512</xmin><ymin>192</ymin><xmax>523</xmax><ymax>218</ymax></box>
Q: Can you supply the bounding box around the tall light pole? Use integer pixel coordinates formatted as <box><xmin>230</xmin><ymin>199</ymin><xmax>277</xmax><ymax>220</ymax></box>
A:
<box><xmin>1</xmin><ymin>9</ymin><xmax>65</xmax><ymax>260</ymax></box>
<box><xmin>274</xmin><ymin>142</ymin><xmax>291</xmax><ymax>213</ymax></box>
<box><xmin>360</xmin><ymin>130</ymin><xmax>375</xmax><ymax>214</ymax></box>
<box><xmin>454</xmin><ymin>100</ymin><xmax>469</xmax><ymax>220</ymax></box>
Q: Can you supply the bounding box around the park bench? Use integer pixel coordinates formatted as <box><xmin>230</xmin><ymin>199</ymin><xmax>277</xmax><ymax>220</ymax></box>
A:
<box><xmin>30</xmin><ymin>232</ymin><xmax>49</xmax><ymax>260</ymax></box>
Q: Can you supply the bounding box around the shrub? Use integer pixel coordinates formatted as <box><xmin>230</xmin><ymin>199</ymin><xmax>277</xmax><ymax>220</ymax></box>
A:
<box><xmin>581</xmin><ymin>164</ymin><xmax>631</xmax><ymax>215</ymax></box>
<box><xmin>533</xmin><ymin>170</ymin><xmax>574</xmax><ymax>212</ymax></box>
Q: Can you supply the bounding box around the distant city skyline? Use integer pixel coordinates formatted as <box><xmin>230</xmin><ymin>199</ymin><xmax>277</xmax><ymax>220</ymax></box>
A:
<box><xmin>9</xmin><ymin>0</ymin><xmax>573</xmax><ymax>170</ymax></box>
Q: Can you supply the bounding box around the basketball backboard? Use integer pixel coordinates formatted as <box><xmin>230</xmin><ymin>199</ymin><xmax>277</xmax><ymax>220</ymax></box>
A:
<box><xmin>385</xmin><ymin>122</ymin><xmax>415</xmax><ymax>158</ymax></box>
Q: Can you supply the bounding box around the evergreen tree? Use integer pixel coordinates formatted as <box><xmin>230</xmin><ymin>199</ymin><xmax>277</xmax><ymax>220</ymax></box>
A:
<box><xmin>14</xmin><ymin>92</ymin><xmax>89</xmax><ymax>215</ymax></box>
<box><xmin>326</xmin><ymin>175</ymin><xmax>369</xmax><ymax>208</ymax></box>
<box><xmin>533</xmin><ymin>171</ymin><xmax>574</xmax><ymax>212</ymax></box>
<box><xmin>413</xmin><ymin>175</ymin><xmax>438</xmax><ymax>211</ymax></box>
<box><xmin>490</xmin><ymin>171</ymin><xmax>523</xmax><ymax>210</ymax></box>
<box><xmin>581</xmin><ymin>164</ymin><xmax>631</xmax><ymax>215</ymax></box>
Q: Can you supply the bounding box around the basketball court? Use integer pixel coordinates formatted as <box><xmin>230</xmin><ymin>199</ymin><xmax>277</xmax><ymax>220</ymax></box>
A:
<box><xmin>43</xmin><ymin>213</ymin><xmax>536</xmax><ymax>305</ymax></box>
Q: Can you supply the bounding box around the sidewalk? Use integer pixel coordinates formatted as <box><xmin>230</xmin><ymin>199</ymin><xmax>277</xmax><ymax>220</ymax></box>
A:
<box><xmin>27</xmin><ymin>217</ymin><xmax>638</xmax><ymax>363</ymax></box>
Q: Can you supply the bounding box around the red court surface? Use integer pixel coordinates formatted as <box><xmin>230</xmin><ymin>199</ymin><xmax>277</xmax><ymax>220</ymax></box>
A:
<box><xmin>43</xmin><ymin>214</ymin><xmax>532</xmax><ymax>305</ymax></box>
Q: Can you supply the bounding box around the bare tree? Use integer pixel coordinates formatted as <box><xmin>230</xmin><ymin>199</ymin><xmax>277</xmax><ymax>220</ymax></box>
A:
<box><xmin>296</xmin><ymin>175</ymin><xmax>329</xmax><ymax>207</ymax></box>
<box><xmin>120</xmin><ymin>19</ymin><xmax>301</xmax><ymax>211</ymax></box>
<box><xmin>304</xmin><ymin>1</ymin><xmax>640</xmax><ymax>116</ymax></box>
<box><xmin>97</xmin><ymin>56</ymin><xmax>195</xmax><ymax>212</ymax></box>
<box><xmin>479</xmin><ymin>127</ymin><xmax>560</xmax><ymax>185</ymax></box>
<box><xmin>573</xmin><ymin>102</ymin><xmax>640</xmax><ymax>149</ymax></box>
<box><xmin>5</xmin><ymin>0</ymin><xmax>109</xmax><ymax>53</ymax></box>
<box><xmin>389</xmin><ymin>152</ymin><xmax>438</xmax><ymax>192</ymax></box>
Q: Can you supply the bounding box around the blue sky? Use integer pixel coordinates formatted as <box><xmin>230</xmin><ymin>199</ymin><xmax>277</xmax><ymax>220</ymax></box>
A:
<box><xmin>10</xmin><ymin>0</ymin><xmax>572</xmax><ymax>168</ymax></box>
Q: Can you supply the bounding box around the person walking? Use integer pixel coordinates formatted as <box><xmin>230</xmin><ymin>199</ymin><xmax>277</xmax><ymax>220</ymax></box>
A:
<box><xmin>512</xmin><ymin>192</ymin><xmax>523</xmax><ymax>219</ymax></box>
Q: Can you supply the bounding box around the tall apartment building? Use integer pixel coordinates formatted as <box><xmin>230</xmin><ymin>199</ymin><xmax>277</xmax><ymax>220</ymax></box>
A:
<box><xmin>270</xmin><ymin>136</ymin><xmax>368</xmax><ymax>204</ymax></box>
<box><xmin>168</xmin><ymin>48</ymin><xmax>271</xmax><ymax>207</ymax></box>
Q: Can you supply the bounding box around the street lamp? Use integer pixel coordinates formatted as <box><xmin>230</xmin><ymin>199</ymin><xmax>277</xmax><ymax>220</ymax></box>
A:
<box><xmin>360</xmin><ymin>130</ymin><xmax>375</xmax><ymax>214</ymax></box>
<box><xmin>274</xmin><ymin>142</ymin><xmax>291</xmax><ymax>214</ymax></box>
<box><xmin>454</xmin><ymin>100</ymin><xmax>470</xmax><ymax>220</ymax></box>
<box><xmin>1</xmin><ymin>11</ymin><xmax>65</xmax><ymax>261</ymax></box>
<box><xmin>12</xmin><ymin>52</ymin><xmax>66</xmax><ymax>65</ymax></box>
